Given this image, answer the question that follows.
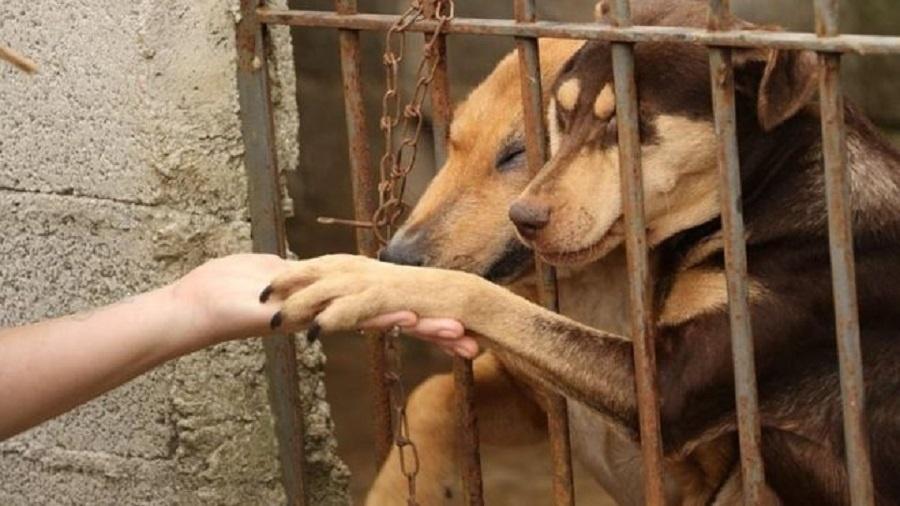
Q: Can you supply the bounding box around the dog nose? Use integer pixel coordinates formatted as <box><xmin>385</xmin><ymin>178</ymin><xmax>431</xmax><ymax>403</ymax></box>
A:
<box><xmin>509</xmin><ymin>201</ymin><xmax>550</xmax><ymax>240</ymax></box>
<box><xmin>378</xmin><ymin>233</ymin><xmax>425</xmax><ymax>266</ymax></box>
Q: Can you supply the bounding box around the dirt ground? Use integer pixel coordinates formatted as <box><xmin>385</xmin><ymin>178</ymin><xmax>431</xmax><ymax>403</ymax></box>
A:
<box><xmin>322</xmin><ymin>333</ymin><xmax>616</xmax><ymax>505</ymax></box>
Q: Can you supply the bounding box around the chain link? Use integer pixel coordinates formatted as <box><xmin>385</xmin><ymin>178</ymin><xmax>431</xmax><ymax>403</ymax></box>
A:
<box><xmin>383</xmin><ymin>326</ymin><xmax>420</xmax><ymax>505</ymax></box>
<box><xmin>372</xmin><ymin>0</ymin><xmax>455</xmax><ymax>246</ymax></box>
<box><xmin>373</xmin><ymin>2</ymin><xmax>454</xmax><ymax>503</ymax></box>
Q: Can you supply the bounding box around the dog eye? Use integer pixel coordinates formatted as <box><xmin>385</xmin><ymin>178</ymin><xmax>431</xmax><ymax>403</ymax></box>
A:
<box><xmin>495</xmin><ymin>142</ymin><xmax>526</xmax><ymax>171</ymax></box>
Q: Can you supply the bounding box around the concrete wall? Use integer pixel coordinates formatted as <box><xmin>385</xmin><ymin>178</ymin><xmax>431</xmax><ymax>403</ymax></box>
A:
<box><xmin>0</xmin><ymin>1</ymin><xmax>348</xmax><ymax>504</ymax></box>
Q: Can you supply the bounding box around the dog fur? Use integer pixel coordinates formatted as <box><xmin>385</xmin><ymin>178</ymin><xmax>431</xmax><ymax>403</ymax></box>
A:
<box><xmin>266</xmin><ymin>1</ymin><xmax>900</xmax><ymax>504</ymax></box>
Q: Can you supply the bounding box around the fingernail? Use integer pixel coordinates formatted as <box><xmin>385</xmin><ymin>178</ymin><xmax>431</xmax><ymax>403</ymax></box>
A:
<box><xmin>398</xmin><ymin>318</ymin><xmax>417</xmax><ymax>327</ymax></box>
<box><xmin>437</xmin><ymin>329</ymin><xmax>459</xmax><ymax>339</ymax></box>
<box><xmin>259</xmin><ymin>285</ymin><xmax>274</xmax><ymax>303</ymax></box>
<box><xmin>307</xmin><ymin>322</ymin><xmax>321</xmax><ymax>343</ymax></box>
<box><xmin>269</xmin><ymin>311</ymin><xmax>282</xmax><ymax>329</ymax></box>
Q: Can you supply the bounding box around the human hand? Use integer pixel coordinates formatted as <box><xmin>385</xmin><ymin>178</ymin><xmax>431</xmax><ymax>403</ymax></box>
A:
<box><xmin>359</xmin><ymin>311</ymin><xmax>479</xmax><ymax>359</ymax></box>
<box><xmin>166</xmin><ymin>253</ymin><xmax>291</xmax><ymax>347</ymax></box>
<box><xmin>260</xmin><ymin>254</ymin><xmax>481</xmax><ymax>358</ymax></box>
<box><xmin>167</xmin><ymin>253</ymin><xmax>478</xmax><ymax>357</ymax></box>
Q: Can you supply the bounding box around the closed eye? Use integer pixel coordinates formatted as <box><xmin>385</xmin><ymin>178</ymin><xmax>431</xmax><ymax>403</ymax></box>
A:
<box><xmin>495</xmin><ymin>141</ymin><xmax>526</xmax><ymax>171</ymax></box>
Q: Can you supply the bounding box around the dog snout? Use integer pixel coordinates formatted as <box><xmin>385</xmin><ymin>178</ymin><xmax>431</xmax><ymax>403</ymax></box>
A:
<box><xmin>379</xmin><ymin>233</ymin><xmax>426</xmax><ymax>266</ymax></box>
<box><xmin>509</xmin><ymin>200</ymin><xmax>550</xmax><ymax>240</ymax></box>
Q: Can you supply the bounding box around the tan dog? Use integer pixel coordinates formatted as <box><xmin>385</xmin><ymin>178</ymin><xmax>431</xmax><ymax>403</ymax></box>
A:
<box><xmin>264</xmin><ymin>1</ymin><xmax>900</xmax><ymax>504</ymax></box>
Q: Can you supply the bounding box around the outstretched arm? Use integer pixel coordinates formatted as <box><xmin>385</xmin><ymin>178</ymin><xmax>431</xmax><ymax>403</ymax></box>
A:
<box><xmin>0</xmin><ymin>253</ymin><xmax>472</xmax><ymax>441</ymax></box>
<box><xmin>0</xmin><ymin>254</ymin><xmax>287</xmax><ymax>440</ymax></box>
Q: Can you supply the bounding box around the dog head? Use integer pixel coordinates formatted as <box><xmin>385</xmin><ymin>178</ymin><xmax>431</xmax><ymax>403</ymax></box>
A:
<box><xmin>381</xmin><ymin>39</ymin><xmax>583</xmax><ymax>282</ymax></box>
<box><xmin>510</xmin><ymin>0</ymin><xmax>817</xmax><ymax>266</ymax></box>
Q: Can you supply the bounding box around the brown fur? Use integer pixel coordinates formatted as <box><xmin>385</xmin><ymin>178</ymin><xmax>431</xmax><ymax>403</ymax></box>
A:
<box><xmin>269</xmin><ymin>2</ymin><xmax>900</xmax><ymax>505</ymax></box>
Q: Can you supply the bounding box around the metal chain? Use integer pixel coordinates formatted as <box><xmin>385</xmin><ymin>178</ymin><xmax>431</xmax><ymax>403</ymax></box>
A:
<box><xmin>375</xmin><ymin>2</ymin><xmax>454</xmax><ymax>504</ymax></box>
<box><xmin>373</xmin><ymin>0</ymin><xmax>455</xmax><ymax>246</ymax></box>
<box><xmin>384</xmin><ymin>326</ymin><xmax>421</xmax><ymax>505</ymax></box>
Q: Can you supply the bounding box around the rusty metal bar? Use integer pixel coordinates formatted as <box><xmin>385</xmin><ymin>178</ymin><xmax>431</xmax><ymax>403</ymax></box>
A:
<box><xmin>334</xmin><ymin>0</ymin><xmax>394</xmax><ymax>465</ymax></box>
<box><xmin>451</xmin><ymin>359</ymin><xmax>484</xmax><ymax>506</ymax></box>
<box><xmin>608</xmin><ymin>1</ymin><xmax>666</xmax><ymax>504</ymax></box>
<box><xmin>235</xmin><ymin>1</ymin><xmax>307</xmax><ymax>504</ymax></box>
<box><xmin>706</xmin><ymin>2</ymin><xmax>766</xmax><ymax>503</ymax></box>
<box><xmin>814</xmin><ymin>2</ymin><xmax>875</xmax><ymax>505</ymax></box>
<box><xmin>257</xmin><ymin>8</ymin><xmax>900</xmax><ymax>55</ymax></box>
<box><xmin>512</xmin><ymin>1</ymin><xmax>575</xmax><ymax>504</ymax></box>
<box><xmin>422</xmin><ymin>2</ymin><xmax>485</xmax><ymax>502</ymax></box>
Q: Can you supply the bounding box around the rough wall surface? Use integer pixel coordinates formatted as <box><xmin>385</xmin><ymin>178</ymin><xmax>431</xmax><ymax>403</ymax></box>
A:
<box><xmin>0</xmin><ymin>1</ymin><xmax>348</xmax><ymax>504</ymax></box>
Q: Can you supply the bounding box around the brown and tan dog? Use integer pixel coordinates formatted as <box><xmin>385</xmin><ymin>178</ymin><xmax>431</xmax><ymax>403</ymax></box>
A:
<box><xmin>263</xmin><ymin>1</ymin><xmax>900</xmax><ymax>504</ymax></box>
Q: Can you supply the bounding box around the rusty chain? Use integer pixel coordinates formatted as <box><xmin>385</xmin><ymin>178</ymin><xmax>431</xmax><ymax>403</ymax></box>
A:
<box><xmin>383</xmin><ymin>326</ymin><xmax>421</xmax><ymax>505</ymax></box>
<box><xmin>372</xmin><ymin>0</ymin><xmax>454</xmax><ymax>246</ymax></box>
<box><xmin>375</xmin><ymin>1</ymin><xmax>454</xmax><ymax>504</ymax></box>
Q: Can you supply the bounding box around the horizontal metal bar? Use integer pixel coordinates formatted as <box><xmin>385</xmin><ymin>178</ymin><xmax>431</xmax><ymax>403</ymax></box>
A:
<box><xmin>257</xmin><ymin>8</ymin><xmax>900</xmax><ymax>55</ymax></box>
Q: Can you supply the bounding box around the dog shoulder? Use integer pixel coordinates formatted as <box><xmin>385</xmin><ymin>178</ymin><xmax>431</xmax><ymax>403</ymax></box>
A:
<box><xmin>658</xmin><ymin>268</ymin><xmax>769</xmax><ymax>328</ymax></box>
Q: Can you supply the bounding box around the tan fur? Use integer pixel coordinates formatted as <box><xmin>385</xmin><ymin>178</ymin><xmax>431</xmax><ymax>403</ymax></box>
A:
<box><xmin>269</xmin><ymin>254</ymin><xmax>738</xmax><ymax>506</ymax></box>
<box><xmin>556</xmin><ymin>78</ymin><xmax>581</xmax><ymax>111</ymax></box>
<box><xmin>365</xmin><ymin>353</ymin><xmax>547</xmax><ymax>505</ymax></box>
<box><xmin>525</xmin><ymin>113</ymin><xmax>720</xmax><ymax>266</ymax></box>
<box><xmin>547</xmin><ymin>100</ymin><xmax>562</xmax><ymax>155</ymax></box>
<box><xmin>398</xmin><ymin>39</ymin><xmax>583</xmax><ymax>274</ymax></box>
<box><xmin>593</xmin><ymin>84</ymin><xmax>615</xmax><ymax>120</ymax></box>
<box><xmin>681</xmin><ymin>233</ymin><xmax>726</xmax><ymax>271</ymax></box>
<box><xmin>270</xmin><ymin>40</ymin><xmax>739</xmax><ymax>506</ymax></box>
<box><xmin>659</xmin><ymin>269</ymin><xmax>768</xmax><ymax>327</ymax></box>
<box><xmin>671</xmin><ymin>439</ymin><xmax>738</xmax><ymax>506</ymax></box>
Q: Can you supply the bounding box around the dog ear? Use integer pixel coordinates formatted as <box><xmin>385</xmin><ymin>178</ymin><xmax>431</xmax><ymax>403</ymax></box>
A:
<box><xmin>733</xmin><ymin>47</ymin><xmax>818</xmax><ymax>131</ymax></box>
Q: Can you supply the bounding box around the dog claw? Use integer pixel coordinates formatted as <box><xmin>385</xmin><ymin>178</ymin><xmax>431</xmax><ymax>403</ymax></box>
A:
<box><xmin>270</xmin><ymin>311</ymin><xmax>283</xmax><ymax>329</ymax></box>
<box><xmin>259</xmin><ymin>285</ymin><xmax>274</xmax><ymax>303</ymax></box>
<box><xmin>307</xmin><ymin>322</ymin><xmax>322</xmax><ymax>343</ymax></box>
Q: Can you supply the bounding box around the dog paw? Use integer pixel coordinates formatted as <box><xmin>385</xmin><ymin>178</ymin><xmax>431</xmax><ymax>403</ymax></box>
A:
<box><xmin>260</xmin><ymin>254</ymin><xmax>487</xmax><ymax>337</ymax></box>
<box><xmin>259</xmin><ymin>255</ymin><xmax>385</xmax><ymax>332</ymax></box>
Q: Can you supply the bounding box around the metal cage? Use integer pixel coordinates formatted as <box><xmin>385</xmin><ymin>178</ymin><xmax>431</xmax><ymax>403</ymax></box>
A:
<box><xmin>234</xmin><ymin>0</ymin><xmax>900</xmax><ymax>504</ymax></box>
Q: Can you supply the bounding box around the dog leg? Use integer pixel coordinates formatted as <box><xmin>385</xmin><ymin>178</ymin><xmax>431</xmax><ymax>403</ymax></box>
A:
<box><xmin>264</xmin><ymin>254</ymin><xmax>639</xmax><ymax>433</ymax></box>
<box><xmin>365</xmin><ymin>352</ymin><xmax>547</xmax><ymax>505</ymax></box>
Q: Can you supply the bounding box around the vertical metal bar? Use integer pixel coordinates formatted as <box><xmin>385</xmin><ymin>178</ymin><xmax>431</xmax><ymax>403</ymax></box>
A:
<box><xmin>814</xmin><ymin>2</ymin><xmax>875</xmax><ymax>505</ymax></box>
<box><xmin>707</xmin><ymin>2</ymin><xmax>766</xmax><ymax>503</ymax></box>
<box><xmin>334</xmin><ymin>0</ymin><xmax>394</xmax><ymax>465</ymax></box>
<box><xmin>608</xmin><ymin>1</ymin><xmax>666</xmax><ymax>504</ymax></box>
<box><xmin>513</xmin><ymin>1</ymin><xmax>575</xmax><ymax>504</ymax></box>
<box><xmin>235</xmin><ymin>1</ymin><xmax>307</xmax><ymax>504</ymax></box>
<box><xmin>451</xmin><ymin>359</ymin><xmax>483</xmax><ymax>506</ymax></box>
<box><xmin>423</xmin><ymin>3</ymin><xmax>484</xmax><ymax>503</ymax></box>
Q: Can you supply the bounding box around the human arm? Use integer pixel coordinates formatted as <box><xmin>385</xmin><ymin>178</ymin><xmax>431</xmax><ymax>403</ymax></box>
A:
<box><xmin>0</xmin><ymin>253</ymin><xmax>472</xmax><ymax>441</ymax></box>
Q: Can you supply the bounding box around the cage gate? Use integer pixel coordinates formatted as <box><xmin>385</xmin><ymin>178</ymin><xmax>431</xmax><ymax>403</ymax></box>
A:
<box><xmin>235</xmin><ymin>0</ymin><xmax>900</xmax><ymax>504</ymax></box>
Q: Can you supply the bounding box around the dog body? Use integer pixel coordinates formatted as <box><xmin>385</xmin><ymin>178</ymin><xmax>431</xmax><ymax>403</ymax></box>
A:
<box><xmin>267</xmin><ymin>2</ymin><xmax>900</xmax><ymax>504</ymax></box>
